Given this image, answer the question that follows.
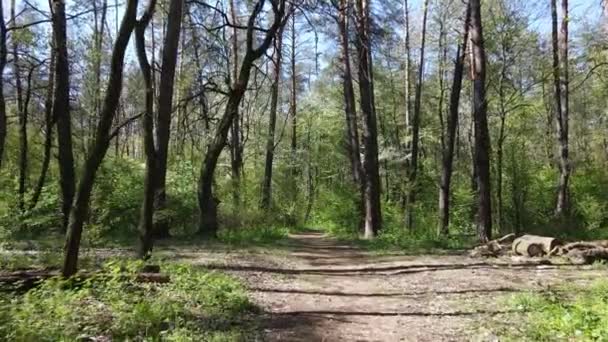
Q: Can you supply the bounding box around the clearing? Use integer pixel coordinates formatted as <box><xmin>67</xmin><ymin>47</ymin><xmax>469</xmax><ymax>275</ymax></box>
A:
<box><xmin>175</xmin><ymin>232</ymin><xmax>607</xmax><ymax>341</ymax></box>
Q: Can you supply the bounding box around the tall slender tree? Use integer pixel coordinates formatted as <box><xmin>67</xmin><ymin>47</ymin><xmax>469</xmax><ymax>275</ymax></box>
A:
<box><xmin>470</xmin><ymin>0</ymin><xmax>492</xmax><ymax>242</ymax></box>
<box><xmin>338</xmin><ymin>0</ymin><xmax>363</xmax><ymax>187</ymax></box>
<box><xmin>554</xmin><ymin>0</ymin><xmax>570</xmax><ymax>217</ymax></box>
<box><xmin>30</xmin><ymin>48</ymin><xmax>56</xmax><ymax>210</ymax></box>
<box><xmin>261</xmin><ymin>20</ymin><xmax>287</xmax><ymax>210</ymax></box>
<box><xmin>438</xmin><ymin>3</ymin><xmax>471</xmax><ymax>236</ymax></box>
<box><xmin>135</xmin><ymin>0</ymin><xmax>157</xmax><ymax>259</ymax></box>
<box><xmin>404</xmin><ymin>0</ymin><xmax>429</xmax><ymax>230</ymax></box>
<box><xmin>229</xmin><ymin>0</ymin><xmax>244</xmax><ymax>212</ymax></box>
<box><xmin>0</xmin><ymin>0</ymin><xmax>6</xmax><ymax>168</ymax></box>
<box><xmin>63</xmin><ymin>0</ymin><xmax>140</xmax><ymax>277</ymax></box>
<box><xmin>51</xmin><ymin>0</ymin><xmax>76</xmax><ymax>233</ymax></box>
<box><xmin>154</xmin><ymin>0</ymin><xmax>184</xmax><ymax>238</ymax></box>
<box><xmin>354</xmin><ymin>0</ymin><xmax>382</xmax><ymax>238</ymax></box>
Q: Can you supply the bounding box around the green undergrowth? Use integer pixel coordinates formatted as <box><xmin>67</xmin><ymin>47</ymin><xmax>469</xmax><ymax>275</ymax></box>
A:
<box><xmin>0</xmin><ymin>260</ymin><xmax>258</xmax><ymax>341</ymax></box>
<box><xmin>217</xmin><ymin>226</ymin><xmax>290</xmax><ymax>246</ymax></box>
<box><xmin>356</xmin><ymin>230</ymin><xmax>475</xmax><ymax>254</ymax></box>
<box><xmin>499</xmin><ymin>280</ymin><xmax>608</xmax><ymax>340</ymax></box>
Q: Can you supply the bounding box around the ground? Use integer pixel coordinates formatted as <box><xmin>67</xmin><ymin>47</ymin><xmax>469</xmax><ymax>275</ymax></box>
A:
<box><xmin>3</xmin><ymin>232</ymin><xmax>607</xmax><ymax>341</ymax></box>
<box><xmin>172</xmin><ymin>232</ymin><xmax>608</xmax><ymax>341</ymax></box>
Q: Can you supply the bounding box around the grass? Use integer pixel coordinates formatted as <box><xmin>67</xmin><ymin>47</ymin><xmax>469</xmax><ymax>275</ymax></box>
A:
<box><xmin>0</xmin><ymin>260</ymin><xmax>259</xmax><ymax>341</ymax></box>
<box><xmin>499</xmin><ymin>279</ymin><xmax>608</xmax><ymax>340</ymax></box>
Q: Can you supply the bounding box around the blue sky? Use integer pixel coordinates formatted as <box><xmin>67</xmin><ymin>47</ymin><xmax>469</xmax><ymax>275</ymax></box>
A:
<box><xmin>3</xmin><ymin>0</ymin><xmax>603</xmax><ymax>33</ymax></box>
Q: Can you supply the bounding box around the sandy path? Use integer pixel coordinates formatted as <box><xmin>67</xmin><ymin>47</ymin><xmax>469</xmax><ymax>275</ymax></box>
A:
<box><xmin>185</xmin><ymin>232</ymin><xmax>607</xmax><ymax>341</ymax></box>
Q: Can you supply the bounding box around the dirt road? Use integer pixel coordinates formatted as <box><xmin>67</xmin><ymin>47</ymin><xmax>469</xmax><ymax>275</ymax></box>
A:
<box><xmin>189</xmin><ymin>232</ymin><xmax>607</xmax><ymax>341</ymax></box>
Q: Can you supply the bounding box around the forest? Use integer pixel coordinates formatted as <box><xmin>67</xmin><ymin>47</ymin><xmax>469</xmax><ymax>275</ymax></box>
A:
<box><xmin>0</xmin><ymin>0</ymin><xmax>607</xmax><ymax>340</ymax></box>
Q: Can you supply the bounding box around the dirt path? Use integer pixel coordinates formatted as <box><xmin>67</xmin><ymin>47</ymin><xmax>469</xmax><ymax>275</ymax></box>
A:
<box><xmin>186</xmin><ymin>232</ymin><xmax>607</xmax><ymax>341</ymax></box>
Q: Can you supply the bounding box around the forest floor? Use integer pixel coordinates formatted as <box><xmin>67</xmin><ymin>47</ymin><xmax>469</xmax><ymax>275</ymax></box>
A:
<box><xmin>172</xmin><ymin>231</ymin><xmax>608</xmax><ymax>341</ymax></box>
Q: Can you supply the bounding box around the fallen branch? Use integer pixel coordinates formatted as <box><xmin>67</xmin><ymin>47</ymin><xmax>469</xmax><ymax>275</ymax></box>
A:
<box><xmin>0</xmin><ymin>269</ymin><xmax>170</xmax><ymax>292</ymax></box>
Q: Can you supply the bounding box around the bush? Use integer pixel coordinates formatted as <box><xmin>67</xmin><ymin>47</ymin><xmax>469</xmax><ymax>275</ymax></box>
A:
<box><xmin>0</xmin><ymin>260</ymin><xmax>257</xmax><ymax>341</ymax></box>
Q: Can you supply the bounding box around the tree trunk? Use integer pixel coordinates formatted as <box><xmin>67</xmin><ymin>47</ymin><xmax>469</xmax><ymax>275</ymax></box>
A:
<box><xmin>355</xmin><ymin>0</ymin><xmax>382</xmax><ymax>239</ymax></box>
<box><xmin>404</xmin><ymin>0</ymin><xmax>429</xmax><ymax>230</ymax></box>
<box><xmin>288</xmin><ymin>11</ymin><xmax>298</xmax><ymax>218</ymax></box>
<box><xmin>19</xmin><ymin>64</ymin><xmax>36</xmax><ymax>214</ymax></box>
<box><xmin>51</xmin><ymin>0</ymin><xmax>76</xmax><ymax>233</ymax></box>
<box><xmin>261</xmin><ymin>22</ymin><xmax>287</xmax><ymax>210</ymax></box>
<box><xmin>555</xmin><ymin>0</ymin><xmax>570</xmax><ymax>217</ymax></box>
<box><xmin>337</xmin><ymin>0</ymin><xmax>365</xmax><ymax>230</ymax></box>
<box><xmin>198</xmin><ymin>0</ymin><xmax>287</xmax><ymax>237</ymax></box>
<box><xmin>135</xmin><ymin>0</ymin><xmax>157</xmax><ymax>259</ymax></box>
<box><xmin>402</xmin><ymin>0</ymin><xmax>411</xmax><ymax>154</ymax></box>
<box><xmin>438</xmin><ymin>4</ymin><xmax>470</xmax><ymax>236</ymax></box>
<box><xmin>153</xmin><ymin>0</ymin><xmax>184</xmax><ymax>239</ymax></box>
<box><xmin>0</xmin><ymin>0</ymin><xmax>6</xmax><ymax>169</ymax></box>
<box><xmin>339</xmin><ymin>0</ymin><xmax>363</xmax><ymax>186</ymax></box>
<box><xmin>62</xmin><ymin>0</ymin><xmax>139</xmax><ymax>277</ymax></box>
<box><xmin>11</xmin><ymin>0</ymin><xmax>25</xmax><ymax>213</ymax></box>
<box><xmin>89</xmin><ymin>0</ymin><xmax>108</xmax><ymax>154</ymax></box>
<box><xmin>30</xmin><ymin>48</ymin><xmax>56</xmax><ymax>210</ymax></box>
<box><xmin>229</xmin><ymin>0</ymin><xmax>243</xmax><ymax>213</ymax></box>
<box><xmin>470</xmin><ymin>0</ymin><xmax>492</xmax><ymax>243</ymax></box>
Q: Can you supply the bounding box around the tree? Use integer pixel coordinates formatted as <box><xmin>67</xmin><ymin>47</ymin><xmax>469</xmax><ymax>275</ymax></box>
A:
<box><xmin>470</xmin><ymin>0</ymin><xmax>492</xmax><ymax>242</ymax></box>
<box><xmin>337</xmin><ymin>0</ymin><xmax>363</xmax><ymax>189</ymax></box>
<box><xmin>63</xmin><ymin>0</ymin><xmax>140</xmax><ymax>277</ymax></box>
<box><xmin>404</xmin><ymin>0</ymin><xmax>429</xmax><ymax>230</ymax></box>
<box><xmin>153</xmin><ymin>0</ymin><xmax>184</xmax><ymax>239</ymax></box>
<box><xmin>51</xmin><ymin>0</ymin><xmax>76</xmax><ymax>232</ymax></box>
<box><xmin>135</xmin><ymin>0</ymin><xmax>157</xmax><ymax>259</ymax></box>
<box><xmin>438</xmin><ymin>3</ymin><xmax>471</xmax><ymax>236</ymax></box>
<box><xmin>30</xmin><ymin>47</ymin><xmax>56</xmax><ymax>210</ymax></box>
<box><xmin>553</xmin><ymin>0</ymin><xmax>570</xmax><ymax>217</ymax></box>
<box><xmin>11</xmin><ymin>0</ymin><xmax>26</xmax><ymax>213</ymax></box>
<box><xmin>229</xmin><ymin>0</ymin><xmax>244</xmax><ymax>213</ymax></box>
<box><xmin>0</xmin><ymin>0</ymin><xmax>6</xmax><ymax>169</ymax></box>
<box><xmin>198</xmin><ymin>0</ymin><xmax>287</xmax><ymax>237</ymax></box>
<box><xmin>261</xmin><ymin>18</ymin><xmax>288</xmax><ymax>210</ymax></box>
<box><xmin>354</xmin><ymin>0</ymin><xmax>382</xmax><ymax>238</ymax></box>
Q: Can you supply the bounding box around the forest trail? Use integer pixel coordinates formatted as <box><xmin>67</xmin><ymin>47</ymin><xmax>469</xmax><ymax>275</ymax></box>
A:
<box><xmin>186</xmin><ymin>232</ymin><xmax>608</xmax><ymax>341</ymax></box>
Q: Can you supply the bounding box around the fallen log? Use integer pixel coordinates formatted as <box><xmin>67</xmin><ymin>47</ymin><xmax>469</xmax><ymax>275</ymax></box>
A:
<box><xmin>512</xmin><ymin>235</ymin><xmax>561</xmax><ymax>257</ymax></box>
<box><xmin>567</xmin><ymin>247</ymin><xmax>608</xmax><ymax>265</ymax></box>
<box><xmin>0</xmin><ymin>270</ymin><xmax>170</xmax><ymax>292</ymax></box>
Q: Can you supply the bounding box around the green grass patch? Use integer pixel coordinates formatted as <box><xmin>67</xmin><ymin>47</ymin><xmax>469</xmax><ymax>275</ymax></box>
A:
<box><xmin>503</xmin><ymin>280</ymin><xmax>608</xmax><ymax>340</ymax></box>
<box><xmin>0</xmin><ymin>260</ymin><xmax>258</xmax><ymax>341</ymax></box>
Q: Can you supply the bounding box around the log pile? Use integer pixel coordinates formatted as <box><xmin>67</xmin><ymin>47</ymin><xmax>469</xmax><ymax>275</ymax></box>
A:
<box><xmin>470</xmin><ymin>234</ymin><xmax>608</xmax><ymax>265</ymax></box>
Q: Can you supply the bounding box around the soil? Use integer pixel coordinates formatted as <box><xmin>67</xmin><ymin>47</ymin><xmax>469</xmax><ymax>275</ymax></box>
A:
<box><xmin>180</xmin><ymin>232</ymin><xmax>608</xmax><ymax>341</ymax></box>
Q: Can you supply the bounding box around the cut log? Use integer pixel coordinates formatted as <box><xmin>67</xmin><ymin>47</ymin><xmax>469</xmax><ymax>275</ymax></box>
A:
<box><xmin>567</xmin><ymin>247</ymin><xmax>608</xmax><ymax>265</ymax></box>
<box><xmin>512</xmin><ymin>235</ymin><xmax>561</xmax><ymax>257</ymax></box>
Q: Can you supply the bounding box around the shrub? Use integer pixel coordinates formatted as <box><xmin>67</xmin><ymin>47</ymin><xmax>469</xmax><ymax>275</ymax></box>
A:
<box><xmin>506</xmin><ymin>280</ymin><xmax>608</xmax><ymax>340</ymax></box>
<box><xmin>0</xmin><ymin>260</ymin><xmax>257</xmax><ymax>341</ymax></box>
